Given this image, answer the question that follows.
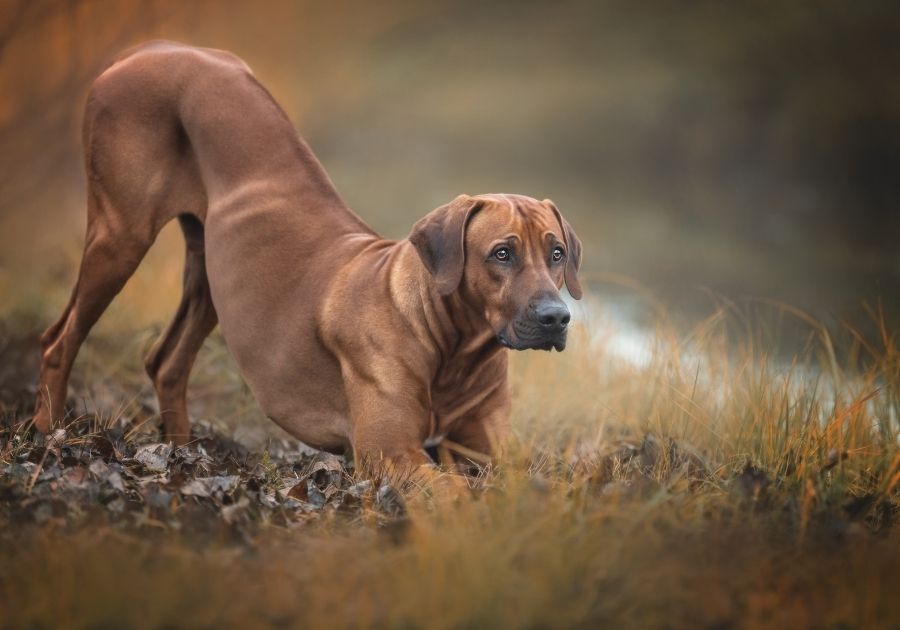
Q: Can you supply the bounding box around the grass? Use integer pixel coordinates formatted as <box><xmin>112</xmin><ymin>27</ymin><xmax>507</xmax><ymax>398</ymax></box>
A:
<box><xmin>1</xmin><ymin>291</ymin><xmax>899</xmax><ymax>628</ymax></box>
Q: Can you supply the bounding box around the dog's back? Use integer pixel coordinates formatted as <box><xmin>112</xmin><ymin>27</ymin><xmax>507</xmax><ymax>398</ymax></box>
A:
<box><xmin>87</xmin><ymin>41</ymin><xmax>323</xmax><ymax>223</ymax></box>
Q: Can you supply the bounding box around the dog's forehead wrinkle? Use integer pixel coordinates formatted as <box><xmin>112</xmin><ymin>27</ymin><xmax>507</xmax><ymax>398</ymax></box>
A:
<box><xmin>465</xmin><ymin>203</ymin><xmax>563</xmax><ymax>262</ymax></box>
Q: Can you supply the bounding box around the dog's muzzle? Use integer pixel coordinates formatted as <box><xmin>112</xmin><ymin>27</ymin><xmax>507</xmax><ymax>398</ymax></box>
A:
<box><xmin>497</xmin><ymin>297</ymin><xmax>570</xmax><ymax>352</ymax></box>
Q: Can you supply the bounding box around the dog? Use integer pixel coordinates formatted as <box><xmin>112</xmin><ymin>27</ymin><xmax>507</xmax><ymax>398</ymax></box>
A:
<box><xmin>33</xmin><ymin>41</ymin><xmax>583</xmax><ymax>472</ymax></box>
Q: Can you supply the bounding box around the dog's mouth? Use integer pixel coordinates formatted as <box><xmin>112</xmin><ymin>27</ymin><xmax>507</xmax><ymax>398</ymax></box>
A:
<box><xmin>497</xmin><ymin>323</ymin><xmax>567</xmax><ymax>352</ymax></box>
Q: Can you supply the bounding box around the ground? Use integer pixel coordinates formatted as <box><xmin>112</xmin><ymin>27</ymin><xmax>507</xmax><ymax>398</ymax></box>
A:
<box><xmin>1</xmin><ymin>297</ymin><xmax>899</xmax><ymax>628</ymax></box>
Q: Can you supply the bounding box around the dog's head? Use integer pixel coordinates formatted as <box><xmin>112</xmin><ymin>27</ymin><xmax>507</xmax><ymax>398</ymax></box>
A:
<box><xmin>410</xmin><ymin>193</ymin><xmax>582</xmax><ymax>351</ymax></box>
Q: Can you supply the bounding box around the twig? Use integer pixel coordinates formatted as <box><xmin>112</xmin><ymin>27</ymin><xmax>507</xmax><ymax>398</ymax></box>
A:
<box><xmin>25</xmin><ymin>429</ymin><xmax>63</xmax><ymax>494</ymax></box>
<box><xmin>441</xmin><ymin>439</ymin><xmax>492</xmax><ymax>465</ymax></box>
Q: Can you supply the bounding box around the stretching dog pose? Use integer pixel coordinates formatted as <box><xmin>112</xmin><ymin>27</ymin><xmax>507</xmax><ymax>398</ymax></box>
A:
<box><xmin>34</xmin><ymin>41</ymin><xmax>582</xmax><ymax>472</ymax></box>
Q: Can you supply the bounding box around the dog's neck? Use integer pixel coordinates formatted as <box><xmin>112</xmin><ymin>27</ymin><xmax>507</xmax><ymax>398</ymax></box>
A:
<box><xmin>404</xmin><ymin>245</ymin><xmax>505</xmax><ymax>371</ymax></box>
<box><xmin>424</xmin><ymin>285</ymin><xmax>509</xmax><ymax>430</ymax></box>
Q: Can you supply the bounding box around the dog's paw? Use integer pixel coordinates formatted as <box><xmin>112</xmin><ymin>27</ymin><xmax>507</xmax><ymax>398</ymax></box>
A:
<box><xmin>410</xmin><ymin>464</ymin><xmax>471</xmax><ymax>502</ymax></box>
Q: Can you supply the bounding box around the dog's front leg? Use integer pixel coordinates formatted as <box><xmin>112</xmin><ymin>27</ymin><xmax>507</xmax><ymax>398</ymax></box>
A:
<box><xmin>339</xmin><ymin>363</ymin><xmax>433</xmax><ymax>479</ymax></box>
<box><xmin>446</xmin><ymin>380</ymin><xmax>512</xmax><ymax>467</ymax></box>
<box><xmin>340</xmin><ymin>363</ymin><xmax>477</xmax><ymax>498</ymax></box>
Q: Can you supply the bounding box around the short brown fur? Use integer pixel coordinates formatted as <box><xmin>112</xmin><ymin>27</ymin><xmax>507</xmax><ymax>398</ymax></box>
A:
<box><xmin>33</xmin><ymin>42</ymin><xmax>582</xmax><ymax>472</ymax></box>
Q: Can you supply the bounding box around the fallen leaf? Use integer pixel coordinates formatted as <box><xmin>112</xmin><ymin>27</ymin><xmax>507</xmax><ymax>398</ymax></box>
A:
<box><xmin>376</xmin><ymin>483</ymin><xmax>406</xmax><ymax>517</ymax></box>
<box><xmin>91</xmin><ymin>434</ymin><xmax>123</xmax><ymax>462</ymax></box>
<box><xmin>347</xmin><ymin>480</ymin><xmax>373</xmax><ymax>498</ymax></box>
<box><xmin>133</xmin><ymin>443</ymin><xmax>173</xmax><ymax>473</ymax></box>
<box><xmin>63</xmin><ymin>466</ymin><xmax>88</xmax><ymax>486</ymax></box>
<box><xmin>180</xmin><ymin>475</ymin><xmax>240</xmax><ymax>498</ymax></box>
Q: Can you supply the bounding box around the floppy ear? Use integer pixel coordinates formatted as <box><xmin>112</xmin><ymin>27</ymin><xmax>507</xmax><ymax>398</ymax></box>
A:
<box><xmin>543</xmin><ymin>199</ymin><xmax>583</xmax><ymax>300</ymax></box>
<box><xmin>409</xmin><ymin>194</ymin><xmax>483</xmax><ymax>295</ymax></box>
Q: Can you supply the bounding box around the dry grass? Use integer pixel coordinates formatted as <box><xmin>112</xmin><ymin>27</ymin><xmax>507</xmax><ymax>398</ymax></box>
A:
<box><xmin>1</xmin><ymin>291</ymin><xmax>899</xmax><ymax>629</ymax></box>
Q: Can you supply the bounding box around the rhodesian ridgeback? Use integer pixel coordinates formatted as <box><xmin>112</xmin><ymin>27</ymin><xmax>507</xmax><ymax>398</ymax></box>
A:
<box><xmin>33</xmin><ymin>41</ymin><xmax>583</xmax><ymax>472</ymax></box>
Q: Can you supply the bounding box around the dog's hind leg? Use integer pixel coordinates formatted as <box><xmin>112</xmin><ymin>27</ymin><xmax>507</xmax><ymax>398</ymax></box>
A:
<box><xmin>144</xmin><ymin>215</ymin><xmax>217</xmax><ymax>445</ymax></box>
<box><xmin>33</xmin><ymin>193</ymin><xmax>155</xmax><ymax>433</ymax></box>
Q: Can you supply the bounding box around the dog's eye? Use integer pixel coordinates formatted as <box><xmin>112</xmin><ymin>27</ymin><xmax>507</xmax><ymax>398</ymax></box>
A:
<box><xmin>492</xmin><ymin>247</ymin><xmax>511</xmax><ymax>262</ymax></box>
<box><xmin>551</xmin><ymin>246</ymin><xmax>565</xmax><ymax>263</ymax></box>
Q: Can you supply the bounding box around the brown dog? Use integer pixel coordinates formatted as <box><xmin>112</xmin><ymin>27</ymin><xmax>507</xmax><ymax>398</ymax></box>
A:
<box><xmin>33</xmin><ymin>41</ymin><xmax>582</xmax><ymax>471</ymax></box>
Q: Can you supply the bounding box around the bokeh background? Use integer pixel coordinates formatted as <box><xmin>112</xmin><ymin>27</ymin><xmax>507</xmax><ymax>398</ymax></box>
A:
<box><xmin>4</xmin><ymin>8</ymin><xmax>900</xmax><ymax>626</ymax></box>
<box><xmin>2</xmin><ymin>0</ymin><xmax>900</xmax><ymax>329</ymax></box>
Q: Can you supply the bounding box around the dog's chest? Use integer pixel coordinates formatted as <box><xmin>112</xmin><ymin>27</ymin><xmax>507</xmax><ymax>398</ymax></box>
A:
<box><xmin>428</xmin><ymin>352</ymin><xmax>507</xmax><ymax>435</ymax></box>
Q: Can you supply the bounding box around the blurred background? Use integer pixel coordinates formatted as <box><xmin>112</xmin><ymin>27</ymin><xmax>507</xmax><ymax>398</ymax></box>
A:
<box><xmin>2</xmin><ymin>0</ymin><xmax>900</xmax><ymax>331</ymax></box>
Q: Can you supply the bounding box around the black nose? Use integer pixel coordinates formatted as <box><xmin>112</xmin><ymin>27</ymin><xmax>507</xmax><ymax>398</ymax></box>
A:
<box><xmin>534</xmin><ymin>300</ymin><xmax>571</xmax><ymax>331</ymax></box>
